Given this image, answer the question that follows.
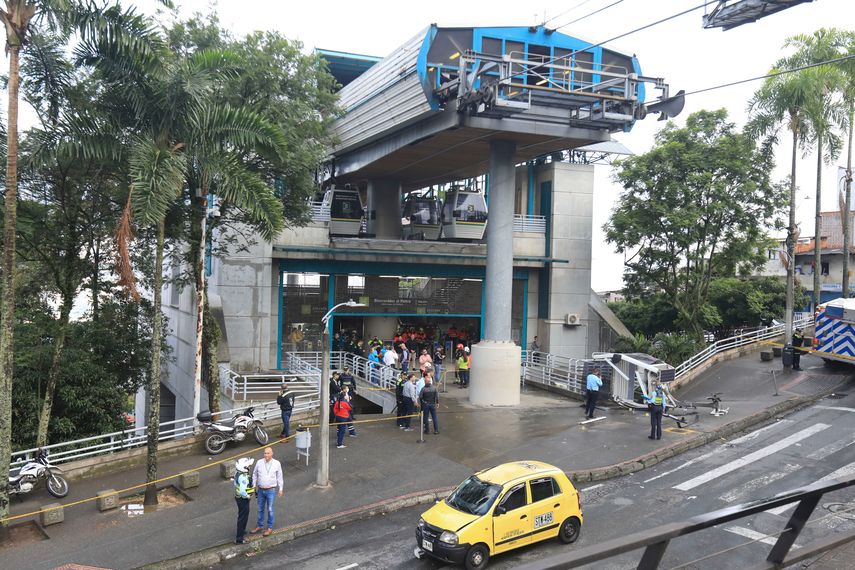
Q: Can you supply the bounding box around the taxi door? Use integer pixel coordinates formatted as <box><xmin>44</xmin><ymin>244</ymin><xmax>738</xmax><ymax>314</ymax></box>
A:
<box><xmin>492</xmin><ymin>483</ymin><xmax>532</xmax><ymax>554</ymax></box>
<box><xmin>527</xmin><ymin>476</ymin><xmax>563</xmax><ymax>545</ymax></box>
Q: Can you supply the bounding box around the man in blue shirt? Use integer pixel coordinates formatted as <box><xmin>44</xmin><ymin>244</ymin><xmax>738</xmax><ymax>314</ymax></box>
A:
<box><xmin>644</xmin><ymin>383</ymin><xmax>667</xmax><ymax>440</ymax></box>
<box><xmin>585</xmin><ymin>367</ymin><xmax>603</xmax><ymax>419</ymax></box>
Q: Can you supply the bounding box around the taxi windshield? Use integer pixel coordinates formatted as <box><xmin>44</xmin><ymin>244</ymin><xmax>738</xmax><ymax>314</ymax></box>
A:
<box><xmin>445</xmin><ymin>476</ymin><xmax>502</xmax><ymax>516</ymax></box>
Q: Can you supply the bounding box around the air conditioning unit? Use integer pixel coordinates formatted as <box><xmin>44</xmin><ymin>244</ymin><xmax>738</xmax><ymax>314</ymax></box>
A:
<box><xmin>564</xmin><ymin>313</ymin><xmax>581</xmax><ymax>326</ymax></box>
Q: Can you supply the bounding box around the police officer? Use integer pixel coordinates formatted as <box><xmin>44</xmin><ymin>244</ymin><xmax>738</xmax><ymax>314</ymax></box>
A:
<box><xmin>234</xmin><ymin>457</ymin><xmax>255</xmax><ymax>544</ymax></box>
<box><xmin>644</xmin><ymin>384</ymin><xmax>667</xmax><ymax>440</ymax></box>
<box><xmin>792</xmin><ymin>328</ymin><xmax>805</xmax><ymax>371</ymax></box>
<box><xmin>395</xmin><ymin>371</ymin><xmax>407</xmax><ymax>428</ymax></box>
<box><xmin>339</xmin><ymin>366</ymin><xmax>357</xmax><ymax>396</ymax></box>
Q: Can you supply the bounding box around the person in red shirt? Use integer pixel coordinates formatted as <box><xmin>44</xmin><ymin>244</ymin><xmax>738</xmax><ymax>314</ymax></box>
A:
<box><xmin>333</xmin><ymin>388</ymin><xmax>353</xmax><ymax>449</ymax></box>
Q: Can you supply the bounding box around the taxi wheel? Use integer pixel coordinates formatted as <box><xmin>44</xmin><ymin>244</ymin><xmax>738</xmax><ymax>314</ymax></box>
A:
<box><xmin>464</xmin><ymin>544</ymin><xmax>490</xmax><ymax>570</ymax></box>
<box><xmin>559</xmin><ymin>516</ymin><xmax>581</xmax><ymax>544</ymax></box>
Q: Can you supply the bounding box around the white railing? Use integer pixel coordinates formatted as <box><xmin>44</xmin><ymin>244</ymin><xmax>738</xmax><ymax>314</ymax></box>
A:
<box><xmin>10</xmin><ymin>391</ymin><xmax>320</xmax><ymax>470</ymax></box>
<box><xmin>673</xmin><ymin>315</ymin><xmax>814</xmax><ymax>380</ymax></box>
<box><xmin>513</xmin><ymin>214</ymin><xmax>547</xmax><ymax>234</ymax></box>
<box><xmin>310</xmin><ymin>201</ymin><xmax>330</xmax><ymax>222</ymax></box>
<box><xmin>522</xmin><ymin>351</ymin><xmax>586</xmax><ymax>394</ymax></box>
<box><xmin>331</xmin><ymin>350</ymin><xmax>398</xmax><ymax>391</ymax></box>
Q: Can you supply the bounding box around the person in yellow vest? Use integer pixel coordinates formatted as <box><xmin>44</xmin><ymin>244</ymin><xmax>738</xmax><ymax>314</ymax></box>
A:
<box><xmin>233</xmin><ymin>457</ymin><xmax>255</xmax><ymax>544</ymax></box>
<box><xmin>644</xmin><ymin>384</ymin><xmax>667</xmax><ymax>440</ymax></box>
<box><xmin>456</xmin><ymin>346</ymin><xmax>471</xmax><ymax>388</ymax></box>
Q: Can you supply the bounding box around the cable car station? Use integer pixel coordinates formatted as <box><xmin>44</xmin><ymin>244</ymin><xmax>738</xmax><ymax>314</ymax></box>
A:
<box><xmin>166</xmin><ymin>23</ymin><xmax>678</xmax><ymax>416</ymax></box>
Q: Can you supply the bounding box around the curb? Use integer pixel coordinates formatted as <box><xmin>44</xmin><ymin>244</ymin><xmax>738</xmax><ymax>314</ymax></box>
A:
<box><xmin>138</xmin><ymin>383</ymin><xmax>844</xmax><ymax>570</ymax></box>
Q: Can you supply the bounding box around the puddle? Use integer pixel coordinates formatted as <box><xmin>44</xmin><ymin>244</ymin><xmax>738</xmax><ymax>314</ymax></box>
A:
<box><xmin>117</xmin><ymin>485</ymin><xmax>191</xmax><ymax>518</ymax></box>
<box><xmin>0</xmin><ymin>520</ymin><xmax>49</xmax><ymax>550</ymax></box>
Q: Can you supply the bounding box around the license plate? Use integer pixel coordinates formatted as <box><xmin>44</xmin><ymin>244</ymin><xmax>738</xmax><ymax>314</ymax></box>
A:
<box><xmin>422</xmin><ymin>539</ymin><xmax>433</xmax><ymax>552</ymax></box>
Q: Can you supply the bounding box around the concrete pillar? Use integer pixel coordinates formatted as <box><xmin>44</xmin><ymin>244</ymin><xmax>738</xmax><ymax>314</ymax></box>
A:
<box><xmin>471</xmin><ymin>140</ymin><xmax>521</xmax><ymax>407</ymax></box>
<box><xmin>366</xmin><ymin>180</ymin><xmax>401</xmax><ymax>239</ymax></box>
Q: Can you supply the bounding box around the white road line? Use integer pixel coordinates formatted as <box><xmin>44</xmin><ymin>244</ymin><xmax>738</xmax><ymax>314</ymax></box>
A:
<box><xmin>806</xmin><ymin>437</ymin><xmax>855</xmax><ymax>460</ymax></box>
<box><xmin>673</xmin><ymin>424</ymin><xmax>831</xmax><ymax>491</ymax></box>
<box><xmin>335</xmin><ymin>564</ymin><xmax>359</xmax><ymax>570</ymax></box>
<box><xmin>644</xmin><ymin>421</ymin><xmax>791</xmax><ymax>484</ymax></box>
<box><xmin>816</xmin><ymin>406</ymin><xmax>855</xmax><ymax>413</ymax></box>
<box><xmin>720</xmin><ymin>464</ymin><xmax>800</xmax><ymax>503</ymax></box>
<box><xmin>767</xmin><ymin>460</ymin><xmax>855</xmax><ymax>516</ymax></box>
<box><xmin>582</xmin><ymin>484</ymin><xmax>604</xmax><ymax>492</ymax></box>
<box><xmin>724</xmin><ymin>526</ymin><xmax>799</xmax><ymax>548</ymax></box>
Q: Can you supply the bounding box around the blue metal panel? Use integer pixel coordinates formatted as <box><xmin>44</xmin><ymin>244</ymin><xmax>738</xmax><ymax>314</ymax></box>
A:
<box><xmin>527</xmin><ymin>162</ymin><xmax>535</xmax><ymax>215</ymax></box>
<box><xmin>418</xmin><ymin>25</ymin><xmax>439</xmax><ymax>110</ymax></box>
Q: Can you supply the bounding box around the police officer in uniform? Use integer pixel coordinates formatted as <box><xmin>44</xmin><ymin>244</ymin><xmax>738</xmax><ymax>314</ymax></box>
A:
<box><xmin>395</xmin><ymin>372</ymin><xmax>407</xmax><ymax>428</ymax></box>
<box><xmin>234</xmin><ymin>457</ymin><xmax>255</xmax><ymax>544</ymax></box>
<box><xmin>792</xmin><ymin>328</ymin><xmax>805</xmax><ymax>371</ymax></box>
<box><xmin>644</xmin><ymin>384</ymin><xmax>667</xmax><ymax>440</ymax></box>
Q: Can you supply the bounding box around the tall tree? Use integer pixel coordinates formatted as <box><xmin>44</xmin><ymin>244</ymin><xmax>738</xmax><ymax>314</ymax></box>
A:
<box><xmin>606</xmin><ymin>109</ymin><xmax>783</xmax><ymax>337</ymax></box>
<box><xmin>0</xmin><ymin>0</ymin><xmax>165</xmax><ymax>526</ymax></box>
<box><xmin>748</xmin><ymin>57</ymin><xmax>820</xmax><ymax>343</ymax></box>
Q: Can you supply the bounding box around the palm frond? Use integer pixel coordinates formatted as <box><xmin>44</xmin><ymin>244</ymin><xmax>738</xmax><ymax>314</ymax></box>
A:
<box><xmin>213</xmin><ymin>154</ymin><xmax>284</xmax><ymax>240</ymax></box>
<box><xmin>127</xmin><ymin>137</ymin><xmax>186</xmax><ymax>227</ymax></box>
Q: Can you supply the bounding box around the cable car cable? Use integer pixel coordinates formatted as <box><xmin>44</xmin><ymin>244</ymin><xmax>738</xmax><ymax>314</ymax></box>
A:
<box><xmin>552</xmin><ymin>0</ymin><xmax>627</xmax><ymax>31</ymax></box>
<box><xmin>542</xmin><ymin>0</ymin><xmax>600</xmax><ymax>27</ymax></box>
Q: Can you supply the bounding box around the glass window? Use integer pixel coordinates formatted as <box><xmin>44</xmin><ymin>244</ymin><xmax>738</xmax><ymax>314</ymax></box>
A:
<box><xmin>481</xmin><ymin>37</ymin><xmax>502</xmax><ymax>57</ymax></box>
<box><xmin>281</xmin><ymin>272</ymin><xmax>329</xmax><ymax>353</ymax></box>
<box><xmin>498</xmin><ymin>483</ymin><xmax>527</xmax><ymax>512</ymax></box>
<box><xmin>446</xmin><ymin>476</ymin><xmax>502</xmax><ymax>516</ymax></box>
<box><xmin>530</xmin><ymin>477</ymin><xmax>558</xmax><ymax>503</ymax></box>
<box><xmin>574</xmin><ymin>51</ymin><xmax>594</xmax><ymax>87</ymax></box>
<box><xmin>455</xmin><ymin>193</ymin><xmax>488</xmax><ymax>222</ymax></box>
<box><xmin>330</xmin><ymin>191</ymin><xmax>362</xmax><ymax>220</ymax></box>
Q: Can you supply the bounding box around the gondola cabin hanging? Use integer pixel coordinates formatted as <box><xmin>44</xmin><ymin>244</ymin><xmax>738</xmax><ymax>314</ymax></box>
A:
<box><xmin>327</xmin><ymin>186</ymin><xmax>364</xmax><ymax>237</ymax></box>
<box><xmin>441</xmin><ymin>187</ymin><xmax>487</xmax><ymax>241</ymax></box>
<box><xmin>401</xmin><ymin>194</ymin><xmax>441</xmax><ymax>240</ymax></box>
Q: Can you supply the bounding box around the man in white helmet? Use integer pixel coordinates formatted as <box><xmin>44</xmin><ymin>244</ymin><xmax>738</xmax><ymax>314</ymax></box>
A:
<box><xmin>234</xmin><ymin>457</ymin><xmax>255</xmax><ymax>544</ymax></box>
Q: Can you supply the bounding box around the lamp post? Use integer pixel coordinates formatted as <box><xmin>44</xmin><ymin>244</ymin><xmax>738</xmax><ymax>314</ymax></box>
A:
<box><xmin>316</xmin><ymin>298</ymin><xmax>365</xmax><ymax>487</ymax></box>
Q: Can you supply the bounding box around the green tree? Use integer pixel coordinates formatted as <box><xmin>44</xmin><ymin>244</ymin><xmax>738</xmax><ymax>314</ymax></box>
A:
<box><xmin>608</xmin><ymin>295</ymin><xmax>678</xmax><ymax>337</ymax></box>
<box><xmin>0</xmin><ymin>0</ymin><xmax>165</xmax><ymax>525</ymax></box>
<box><xmin>606</xmin><ymin>109</ymin><xmax>783</xmax><ymax>337</ymax></box>
<box><xmin>707</xmin><ymin>277</ymin><xmax>809</xmax><ymax>329</ymax></box>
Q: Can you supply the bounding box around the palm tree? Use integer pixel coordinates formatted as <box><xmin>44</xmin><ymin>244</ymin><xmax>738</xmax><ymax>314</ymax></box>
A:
<box><xmin>86</xmin><ymin>44</ymin><xmax>287</xmax><ymax>504</ymax></box>
<box><xmin>748</xmin><ymin>59</ymin><xmax>820</xmax><ymax>347</ymax></box>
<box><xmin>0</xmin><ymin>0</ymin><xmax>165</xmax><ymax>526</ymax></box>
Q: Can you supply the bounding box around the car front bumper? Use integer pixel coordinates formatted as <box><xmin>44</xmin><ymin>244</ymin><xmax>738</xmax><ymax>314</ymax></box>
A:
<box><xmin>415</xmin><ymin>527</ymin><xmax>469</xmax><ymax>564</ymax></box>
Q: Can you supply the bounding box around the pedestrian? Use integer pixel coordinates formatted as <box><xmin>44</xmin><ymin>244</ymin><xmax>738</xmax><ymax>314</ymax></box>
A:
<box><xmin>276</xmin><ymin>382</ymin><xmax>295</xmax><ymax>439</ymax></box>
<box><xmin>250</xmin><ymin>447</ymin><xmax>283</xmax><ymax>537</ymax></box>
<box><xmin>368</xmin><ymin>347</ymin><xmax>381</xmax><ymax>384</ymax></box>
<box><xmin>395</xmin><ymin>372</ymin><xmax>407</xmax><ymax>427</ymax></box>
<box><xmin>529</xmin><ymin>335</ymin><xmax>540</xmax><ymax>353</ymax></box>
<box><xmin>333</xmin><ymin>391</ymin><xmax>353</xmax><ymax>448</ymax></box>
<box><xmin>432</xmin><ymin>345</ymin><xmax>444</xmax><ymax>387</ymax></box>
<box><xmin>418</xmin><ymin>348</ymin><xmax>433</xmax><ymax>375</ymax></box>
<box><xmin>644</xmin><ymin>383</ymin><xmax>667</xmax><ymax>440</ymax></box>
<box><xmin>233</xmin><ymin>457</ymin><xmax>255</xmax><ymax>544</ymax></box>
<box><xmin>420</xmin><ymin>375</ymin><xmax>440</xmax><ymax>434</ymax></box>
<box><xmin>585</xmin><ymin>366</ymin><xmax>603</xmax><ymax>419</ymax></box>
<box><xmin>792</xmin><ymin>328</ymin><xmax>805</xmax><ymax>371</ymax></box>
<box><xmin>416</xmin><ymin>369</ymin><xmax>426</xmax><ymax>397</ymax></box>
<box><xmin>339</xmin><ymin>367</ymin><xmax>357</xmax><ymax>396</ymax></box>
<box><xmin>343</xmin><ymin>384</ymin><xmax>358</xmax><ymax>438</ymax></box>
<box><xmin>400</xmin><ymin>343</ymin><xmax>410</xmax><ymax>373</ymax></box>
<box><xmin>383</xmin><ymin>343</ymin><xmax>398</xmax><ymax>368</ymax></box>
<box><xmin>401</xmin><ymin>373</ymin><xmax>418</xmax><ymax>431</ymax></box>
<box><xmin>456</xmin><ymin>347</ymin><xmax>471</xmax><ymax>388</ymax></box>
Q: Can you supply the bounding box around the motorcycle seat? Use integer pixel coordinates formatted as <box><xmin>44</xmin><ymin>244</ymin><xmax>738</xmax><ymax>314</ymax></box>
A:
<box><xmin>219</xmin><ymin>417</ymin><xmax>238</xmax><ymax>427</ymax></box>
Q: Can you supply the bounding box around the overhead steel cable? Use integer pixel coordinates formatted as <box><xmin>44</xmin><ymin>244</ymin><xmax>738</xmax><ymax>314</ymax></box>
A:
<box><xmin>542</xmin><ymin>0</ymin><xmax>600</xmax><ymax>27</ymax></box>
<box><xmin>553</xmin><ymin>0</ymin><xmax>628</xmax><ymax>31</ymax></box>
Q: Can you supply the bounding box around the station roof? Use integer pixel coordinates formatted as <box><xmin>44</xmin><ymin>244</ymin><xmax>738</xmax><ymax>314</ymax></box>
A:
<box><xmin>316</xmin><ymin>49</ymin><xmax>381</xmax><ymax>88</ymax></box>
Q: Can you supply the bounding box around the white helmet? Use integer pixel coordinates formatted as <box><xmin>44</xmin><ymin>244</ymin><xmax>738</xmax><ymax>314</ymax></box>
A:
<box><xmin>235</xmin><ymin>457</ymin><xmax>254</xmax><ymax>473</ymax></box>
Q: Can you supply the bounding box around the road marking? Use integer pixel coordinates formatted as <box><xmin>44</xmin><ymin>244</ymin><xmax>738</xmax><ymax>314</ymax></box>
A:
<box><xmin>582</xmin><ymin>484</ymin><xmax>604</xmax><ymax>492</ymax></box>
<box><xmin>816</xmin><ymin>406</ymin><xmax>855</xmax><ymax>413</ymax></box>
<box><xmin>724</xmin><ymin>526</ymin><xmax>799</xmax><ymax>548</ymax></box>
<box><xmin>673</xmin><ymin>424</ymin><xmax>831</xmax><ymax>491</ymax></box>
<box><xmin>806</xmin><ymin>437</ymin><xmax>855</xmax><ymax>460</ymax></box>
<box><xmin>336</xmin><ymin>564</ymin><xmax>359</xmax><ymax>570</ymax></box>
<box><xmin>643</xmin><ymin>421</ymin><xmax>791</xmax><ymax>484</ymax></box>
<box><xmin>720</xmin><ymin>463</ymin><xmax>800</xmax><ymax>503</ymax></box>
<box><xmin>767</xmin><ymin>461</ymin><xmax>855</xmax><ymax>516</ymax></box>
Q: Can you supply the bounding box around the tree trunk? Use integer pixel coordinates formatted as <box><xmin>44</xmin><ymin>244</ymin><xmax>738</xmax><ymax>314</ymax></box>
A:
<box><xmin>193</xmin><ymin>194</ymin><xmax>206</xmax><ymax>420</ymax></box>
<box><xmin>0</xmin><ymin>43</ymin><xmax>22</xmax><ymax>525</ymax></box>
<box><xmin>144</xmin><ymin>219</ymin><xmax>165</xmax><ymax>507</ymax></box>
<box><xmin>813</xmin><ymin>140</ymin><xmax>822</xmax><ymax>310</ymax></box>
<box><xmin>35</xmin><ymin>296</ymin><xmax>72</xmax><ymax>448</ymax></box>
<box><xmin>785</xmin><ymin>126</ymin><xmax>798</xmax><ymax>345</ymax></box>
<box><xmin>843</xmin><ymin>105</ymin><xmax>854</xmax><ymax>299</ymax></box>
<box><xmin>205</xmin><ymin>301</ymin><xmax>221</xmax><ymax>414</ymax></box>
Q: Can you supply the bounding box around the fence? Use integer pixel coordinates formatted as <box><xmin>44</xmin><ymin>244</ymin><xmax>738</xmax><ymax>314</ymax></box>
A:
<box><xmin>11</xmin><ymin>368</ymin><xmax>321</xmax><ymax>470</ymax></box>
<box><xmin>513</xmin><ymin>214</ymin><xmax>547</xmax><ymax>234</ymax></box>
<box><xmin>331</xmin><ymin>350</ymin><xmax>398</xmax><ymax>391</ymax></box>
<box><xmin>309</xmin><ymin>201</ymin><xmax>330</xmax><ymax>222</ymax></box>
<box><xmin>522</xmin><ymin>351</ymin><xmax>587</xmax><ymax>395</ymax></box>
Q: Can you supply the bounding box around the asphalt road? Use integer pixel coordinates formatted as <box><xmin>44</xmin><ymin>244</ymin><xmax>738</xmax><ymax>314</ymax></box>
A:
<box><xmin>219</xmin><ymin>391</ymin><xmax>855</xmax><ymax>570</ymax></box>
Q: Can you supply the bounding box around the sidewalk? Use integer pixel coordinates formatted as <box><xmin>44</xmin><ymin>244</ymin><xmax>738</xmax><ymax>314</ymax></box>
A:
<box><xmin>2</xmin><ymin>351</ymin><xmax>852</xmax><ymax>570</ymax></box>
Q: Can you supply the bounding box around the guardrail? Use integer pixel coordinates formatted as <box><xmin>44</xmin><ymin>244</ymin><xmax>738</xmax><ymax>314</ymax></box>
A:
<box><xmin>513</xmin><ymin>214</ymin><xmax>546</xmax><ymax>234</ymax></box>
<box><xmin>522</xmin><ymin>351</ymin><xmax>586</xmax><ymax>395</ymax></box>
<box><xmin>674</xmin><ymin>316</ymin><xmax>814</xmax><ymax>380</ymax></box>
<box><xmin>331</xmin><ymin>350</ymin><xmax>398</xmax><ymax>391</ymax></box>
<box><xmin>309</xmin><ymin>201</ymin><xmax>330</xmax><ymax>222</ymax></box>
<box><xmin>517</xmin><ymin>474</ymin><xmax>855</xmax><ymax>570</ymax></box>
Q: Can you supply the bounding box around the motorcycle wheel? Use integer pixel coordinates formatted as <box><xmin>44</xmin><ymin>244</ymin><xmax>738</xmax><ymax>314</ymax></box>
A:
<box><xmin>46</xmin><ymin>473</ymin><xmax>69</xmax><ymax>498</ymax></box>
<box><xmin>254</xmin><ymin>425</ymin><xmax>269</xmax><ymax>445</ymax></box>
<box><xmin>205</xmin><ymin>432</ymin><xmax>228</xmax><ymax>455</ymax></box>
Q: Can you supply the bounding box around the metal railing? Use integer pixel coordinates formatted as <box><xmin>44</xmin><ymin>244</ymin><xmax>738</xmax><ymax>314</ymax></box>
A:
<box><xmin>522</xmin><ymin>351</ymin><xmax>586</xmax><ymax>395</ymax></box>
<box><xmin>309</xmin><ymin>201</ymin><xmax>330</xmax><ymax>222</ymax></box>
<box><xmin>674</xmin><ymin>315</ymin><xmax>814</xmax><ymax>380</ymax></box>
<box><xmin>517</xmin><ymin>475</ymin><xmax>855</xmax><ymax>570</ymax></box>
<box><xmin>331</xmin><ymin>350</ymin><xmax>398</xmax><ymax>391</ymax></box>
<box><xmin>513</xmin><ymin>214</ymin><xmax>547</xmax><ymax>234</ymax></box>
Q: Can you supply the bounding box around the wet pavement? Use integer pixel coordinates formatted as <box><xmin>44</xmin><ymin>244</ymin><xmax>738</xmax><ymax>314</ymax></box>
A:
<box><xmin>1</xmin><ymin>350</ymin><xmax>851</xmax><ymax>569</ymax></box>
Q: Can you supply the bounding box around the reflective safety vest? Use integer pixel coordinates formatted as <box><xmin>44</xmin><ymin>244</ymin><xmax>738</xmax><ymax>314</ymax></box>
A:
<box><xmin>457</xmin><ymin>356</ymin><xmax>469</xmax><ymax>370</ymax></box>
<box><xmin>234</xmin><ymin>472</ymin><xmax>255</xmax><ymax>499</ymax></box>
<box><xmin>651</xmin><ymin>391</ymin><xmax>664</xmax><ymax>406</ymax></box>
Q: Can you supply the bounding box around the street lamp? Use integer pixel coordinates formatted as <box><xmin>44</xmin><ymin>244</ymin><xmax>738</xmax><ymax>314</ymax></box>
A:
<box><xmin>316</xmin><ymin>298</ymin><xmax>365</xmax><ymax>487</ymax></box>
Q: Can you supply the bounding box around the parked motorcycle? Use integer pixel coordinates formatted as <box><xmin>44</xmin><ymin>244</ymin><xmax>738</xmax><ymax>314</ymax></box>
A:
<box><xmin>197</xmin><ymin>407</ymin><xmax>268</xmax><ymax>455</ymax></box>
<box><xmin>9</xmin><ymin>448</ymin><xmax>69</xmax><ymax>498</ymax></box>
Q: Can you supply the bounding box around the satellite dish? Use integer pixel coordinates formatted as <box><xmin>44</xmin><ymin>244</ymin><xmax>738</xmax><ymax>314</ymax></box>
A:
<box><xmin>646</xmin><ymin>90</ymin><xmax>685</xmax><ymax>121</ymax></box>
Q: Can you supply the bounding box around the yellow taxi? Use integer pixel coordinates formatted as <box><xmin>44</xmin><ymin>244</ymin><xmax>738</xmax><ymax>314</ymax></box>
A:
<box><xmin>414</xmin><ymin>461</ymin><xmax>582</xmax><ymax>569</ymax></box>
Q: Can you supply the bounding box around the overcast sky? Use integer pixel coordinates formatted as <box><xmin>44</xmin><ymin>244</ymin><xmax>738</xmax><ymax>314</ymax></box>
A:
<box><xmin>133</xmin><ymin>0</ymin><xmax>853</xmax><ymax>289</ymax></box>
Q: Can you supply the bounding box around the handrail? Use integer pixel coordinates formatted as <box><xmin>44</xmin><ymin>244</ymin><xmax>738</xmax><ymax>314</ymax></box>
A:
<box><xmin>331</xmin><ymin>350</ymin><xmax>398</xmax><ymax>391</ymax></box>
<box><xmin>516</xmin><ymin>474</ymin><xmax>855</xmax><ymax>569</ymax></box>
<box><xmin>513</xmin><ymin>214</ymin><xmax>547</xmax><ymax>234</ymax></box>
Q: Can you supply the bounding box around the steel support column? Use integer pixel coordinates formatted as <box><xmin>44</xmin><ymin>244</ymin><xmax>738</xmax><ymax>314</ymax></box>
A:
<box><xmin>483</xmin><ymin>140</ymin><xmax>516</xmax><ymax>342</ymax></box>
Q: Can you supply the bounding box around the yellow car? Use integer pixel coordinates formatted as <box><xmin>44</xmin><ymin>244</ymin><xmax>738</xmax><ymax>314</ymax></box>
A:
<box><xmin>414</xmin><ymin>461</ymin><xmax>582</xmax><ymax>569</ymax></box>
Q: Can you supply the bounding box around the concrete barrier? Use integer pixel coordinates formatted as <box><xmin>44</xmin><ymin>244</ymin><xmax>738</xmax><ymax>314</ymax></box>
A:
<box><xmin>97</xmin><ymin>489</ymin><xmax>119</xmax><ymax>512</ymax></box>
<box><xmin>180</xmin><ymin>471</ymin><xmax>200</xmax><ymax>490</ymax></box>
<box><xmin>40</xmin><ymin>503</ymin><xmax>63</xmax><ymax>526</ymax></box>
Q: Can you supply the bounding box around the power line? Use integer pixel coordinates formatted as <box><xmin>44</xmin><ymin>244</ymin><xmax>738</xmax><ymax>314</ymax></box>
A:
<box><xmin>683</xmin><ymin>53</ymin><xmax>855</xmax><ymax>98</ymax></box>
<box><xmin>554</xmin><ymin>0</ymin><xmax>628</xmax><ymax>31</ymax></box>
<box><xmin>542</xmin><ymin>0</ymin><xmax>600</xmax><ymax>27</ymax></box>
